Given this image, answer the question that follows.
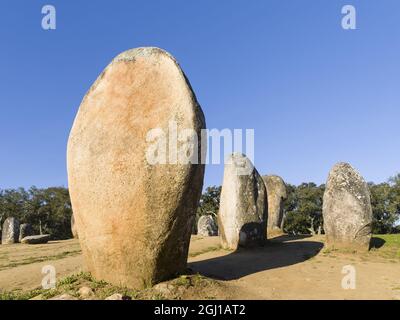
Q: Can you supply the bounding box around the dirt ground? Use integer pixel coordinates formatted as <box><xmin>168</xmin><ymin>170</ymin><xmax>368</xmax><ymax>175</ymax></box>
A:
<box><xmin>1</xmin><ymin>235</ymin><xmax>400</xmax><ymax>299</ymax></box>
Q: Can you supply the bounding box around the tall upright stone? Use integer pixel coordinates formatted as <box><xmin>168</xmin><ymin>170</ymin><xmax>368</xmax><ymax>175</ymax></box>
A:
<box><xmin>2</xmin><ymin>217</ymin><xmax>20</xmax><ymax>244</ymax></box>
<box><xmin>262</xmin><ymin>175</ymin><xmax>287</xmax><ymax>233</ymax></box>
<box><xmin>323</xmin><ymin>162</ymin><xmax>372</xmax><ymax>250</ymax></box>
<box><xmin>218</xmin><ymin>153</ymin><xmax>268</xmax><ymax>250</ymax></box>
<box><xmin>67</xmin><ymin>47</ymin><xmax>206</xmax><ymax>288</ymax></box>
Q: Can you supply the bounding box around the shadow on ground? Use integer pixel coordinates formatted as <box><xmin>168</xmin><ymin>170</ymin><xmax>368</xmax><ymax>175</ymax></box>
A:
<box><xmin>189</xmin><ymin>236</ymin><xmax>323</xmax><ymax>280</ymax></box>
<box><xmin>370</xmin><ymin>237</ymin><xmax>386</xmax><ymax>249</ymax></box>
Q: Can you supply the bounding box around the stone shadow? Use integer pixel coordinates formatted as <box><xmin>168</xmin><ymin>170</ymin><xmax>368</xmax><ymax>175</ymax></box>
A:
<box><xmin>188</xmin><ymin>236</ymin><xmax>323</xmax><ymax>280</ymax></box>
<box><xmin>370</xmin><ymin>237</ymin><xmax>386</xmax><ymax>249</ymax></box>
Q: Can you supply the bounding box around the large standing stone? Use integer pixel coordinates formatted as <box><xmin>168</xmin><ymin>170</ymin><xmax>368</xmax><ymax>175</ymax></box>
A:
<box><xmin>67</xmin><ymin>47</ymin><xmax>206</xmax><ymax>289</ymax></box>
<box><xmin>19</xmin><ymin>223</ymin><xmax>33</xmax><ymax>242</ymax></box>
<box><xmin>71</xmin><ymin>214</ymin><xmax>78</xmax><ymax>239</ymax></box>
<box><xmin>197</xmin><ymin>215</ymin><xmax>218</xmax><ymax>236</ymax></box>
<box><xmin>262</xmin><ymin>175</ymin><xmax>287</xmax><ymax>232</ymax></box>
<box><xmin>322</xmin><ymin>162</ymin><xmax>372</xmax><ymax>250</ymax></box>
<box><xmin>218</xmin><ymin>153</ymin><xmax>268</xmax><ymax>250</ymax></box>
<box><xmin>1</xmin><ymin>217</ymin><xmax>20</xmax><ymax>244</ymax></box>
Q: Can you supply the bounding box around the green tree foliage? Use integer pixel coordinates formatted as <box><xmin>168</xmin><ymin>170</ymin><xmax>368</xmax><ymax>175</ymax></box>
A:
<box><xmin>2</xmin><ymin>173</ymin><xmax>400</xmax><ymax>240</ymax></box>
<box><xmin>283</xmin><ymin>183</ymin><xmax>325</xmax><ymax>235</ymax></box>
<box><xmin>283</xmin><ymin>176</ymin><xmax>400</xmax><ymax>235</ymax></box>
<box><xmin>369</xmin><ymin>173</ymin><xmax>400</xmax><ymax>234</ymax></box>
<box><xmin>0</xmin><ymin>187</ymin><xmax>72</xmax><ymax>240</ymax></box>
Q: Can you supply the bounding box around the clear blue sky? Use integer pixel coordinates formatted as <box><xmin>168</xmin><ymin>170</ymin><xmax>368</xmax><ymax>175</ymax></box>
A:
<box><xmin>0</xmin><ymin>0</ymin><xmax>399</xmax><ymax>189</ymax></box>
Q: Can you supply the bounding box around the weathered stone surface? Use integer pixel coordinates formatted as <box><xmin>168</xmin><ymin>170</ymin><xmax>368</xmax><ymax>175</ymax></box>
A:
<box><xmin>153</xmin><ymin>282</ymin><xmax>176</xmax><ymax>296</ymax></box>
<box><xmin>67</xmin><ymin>47</ymin><xmax>206</xmax><ymax>289</ymax></box>
<box><xmin>71</xmin><ymin>214</ymin><xmax>78</xmax><ymax>239</ymax></box>
<box><xmin>19</xmin><ymin>223</ymin><xmax>33</xmax><ymax>242</ymax></box>
<box><xmin>21</xmin><ymin>234</ymin><xmax>51</xmax><ymax>244</ymax></box>
<box><xmin>79</xmin><ymin>286</ymin><xmax>94</xmax><ymax>298</ymax></box>
<box><xmin>322</xmin><ymin>162</ymin><xmax>372</xmax><ymax>250</ymax></box>
<box><xmin>105</xmin><ymin>293</ymin><xmax>123</xmax><ymax>300</ymax></box>
<box><xmin>218</xmin><ymin>153</ymin><xmax>268</xmax><ymax>250</ymax></box>
<box><xmin>262</xmin><ymin>175</ymin><xmax>287</xmax><ymax>232</ymax></box>
<box><xmin>197</xmin><ymin>215</ymin><xmax>218</xmax><ymax>236</ymax></box>
<box><xmin>1</xmin><ymin>217</ymin><xmax>20</xmax><ymax>244</ymax></box>
<box><xmin>49</xmin><ymin>294</ymin><xmax>78</xmax><ymax>300</ymax></box>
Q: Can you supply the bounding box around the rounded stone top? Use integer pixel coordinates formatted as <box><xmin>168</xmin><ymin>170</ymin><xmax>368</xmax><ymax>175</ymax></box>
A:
<box><xmin>113</xmin><ymin>47</ymin><xmax>179</xmax><ymax>66</ymax></box>
<box><xmin>263</xmin><ymin>175</ymin><xmax>287</xmax><ymax>199</ymax></box>
<box><xmin>325</xmin><ymin>162</ymin><xmax>370</xmax><ymax>207</ymax></box>
<box><xmin>226</xmin><ymin>153</ymin><xmax>254</xmax><ymax>176</ymax></box>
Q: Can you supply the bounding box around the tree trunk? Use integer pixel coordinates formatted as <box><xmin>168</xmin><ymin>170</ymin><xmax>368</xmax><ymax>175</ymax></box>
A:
<box><xmin>308</xmin><ymin>217</ymin><xmax>316</xmax><ymax>235</ymax></box>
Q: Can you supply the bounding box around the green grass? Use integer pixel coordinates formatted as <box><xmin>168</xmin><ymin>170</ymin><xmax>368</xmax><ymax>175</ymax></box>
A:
<box><xmin>0</xmin><ymin>271</ymin><xmax>221</xmax><ymax>300</ymax></box>
<box><xmin>189</xmin><ymin>245</ymin><xmax>221</xmax><ymax>258</ymax></box>
<box><xmin>369</xmin><ymin>234</ymin><xmax>400</xmax><ymax>260</ymax></box>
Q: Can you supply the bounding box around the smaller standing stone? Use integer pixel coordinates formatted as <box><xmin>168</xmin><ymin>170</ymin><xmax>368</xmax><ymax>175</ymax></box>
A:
<box><xmin>323</xmin><ymin>162</ymin><xmax>372</xmax><ymax>251</ymax></box>
<box><xmin>197</xmin><ymin>215</ymin><xmax>218</xmax><ymax>236</ymax></box>
<box><xmin>218</xmin><ymin>153</ymin><xmax>268</xmax><ymax>250</ymax></box>
<box><xmin>262</xmin><ymin>175</ymin><xmax>287</xmax><ymax>233</ymax></box>
<box><xmin>1</xmin><ymin>217</ymin><xmax>20</xmax><ymax>244</ymax></box>
<box><xmin>19</xmin><ymin>223</ymin><xmax>33</xmax><ymax>242</ymax></box>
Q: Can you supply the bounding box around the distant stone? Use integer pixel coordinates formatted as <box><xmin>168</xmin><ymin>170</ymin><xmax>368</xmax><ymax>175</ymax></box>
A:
<box><xmin>19</xmin><ymin>223</ymin><xmax>33</xmax><ymax>242</ymax></box>
<box><xmin>197</xmin><ymin>215</ymin><xmax>218</xmax><ymax>236</ymax></box>
<box><xmin>1</xmin><ymin>217</ymin><xmax>20</xmax><ymax>244</ymax></box>
<box><xmin>78</xmin><ymin>286</ymin><xmax>94</xmax><ymax>298</ymax></box>
<box><xmin>67</xmin><ymin>47</ymin><xmax>206</xmax><ymax>289</ymax></box>
<box><xmin>21</xmin><ymin>234</ymin><xmax>51</xmax><ymax>244</ymax></box>
<box><xmin>49</xmin><ymin>293</ymin><xmax>78</xmax><ymax>300</ymax></box>
<box><xmin>323</xmin><ymin>162</ymin><xmax>372</xmax><ymax>251</ymax></box>
<box><xmin>71</xmin><ymin>214</ymin><xmax>78</xmax><ymax>239</ymax></box>
<box><xmin>262</xmin><ymin>175</ymin><xmax>287</xmax><ymax>232</ymax></box>
<box><xmin>218</xmin><ymin>153</ymin><xmax>268</xmax><ymax>250</ymax></box>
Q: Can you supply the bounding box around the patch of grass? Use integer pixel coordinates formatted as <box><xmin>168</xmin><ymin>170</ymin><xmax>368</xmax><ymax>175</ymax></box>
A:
<box><xmin>0</xmin><ymin>268</ymin><xmax>226</xmax><ymax>300</ymax></box>
<box><xmin>367</xmin><ymin>234</ymin><xmax>400</xmax><ymax>261</ymax></box>
<box><xmin>0</xmin><ymin>288</ymin><xmax>46</xmax><ymax>300</ymax></box>
<box><xmin>189</xmin><ymin>245</ymin><xmax>221</xmax><ymax>258</ymax></box>
<box><xmin>322</xmin><ymin>247</ymin><xmax>337</xmax><ymax>255</ymax></box>
<box><xmin>0</xmin><ymin>250</ymin><xmax>81</xmax><ymax>271</ymax></box>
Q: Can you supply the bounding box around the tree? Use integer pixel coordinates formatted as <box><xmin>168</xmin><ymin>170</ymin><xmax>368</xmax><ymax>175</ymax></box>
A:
<box><xmin>0</xmin><ymin>186</ymin><xmax>73</xmax><ymax>240</ymax></box>
<box><xmin>194</xmin><ymin>186</ymin><xmax>221</xmax><ymax>234</ymax></box>
<box><xmin>369</xmin><ymin>175</ymin><xmax>400</xmax><ymax>234</ymax></box>
<box><xmin>283</xmin><ymin>183</ymin><xmax>325</xmax><ymax>235</ymax></box>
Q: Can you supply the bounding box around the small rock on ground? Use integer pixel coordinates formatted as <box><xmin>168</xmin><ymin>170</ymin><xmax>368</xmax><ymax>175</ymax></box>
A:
<box><xmin>49</xmin><ymin>293</ymin><xmax>78</xmax><ymax>300</ymax></box>
<box><xmin>78</xmin><ymin>286</ymin><xmax>94</xmax><ymax>298</ymax></box>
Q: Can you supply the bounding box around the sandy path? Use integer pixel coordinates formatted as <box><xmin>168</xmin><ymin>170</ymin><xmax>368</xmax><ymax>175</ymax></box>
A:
<box><xmin>0</xmin><ymin>239</ymin><xmax>84</xmax><ymax>291</ymax></box>
<box><xmin>1</xmin><ymin>235</ymin><xmax>400</xmax><ymax>299</ymax></box>
<box><xmin>189</xmin><ymin>235</ymin><xmax>400</xmax><ymax>300</ymax></box>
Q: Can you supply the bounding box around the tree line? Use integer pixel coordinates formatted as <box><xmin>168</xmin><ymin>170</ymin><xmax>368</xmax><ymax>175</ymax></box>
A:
<box><xmin>196</xmin><ymin>174</ymin><xmax>400</xmax><ymax>235</ymax></box>
<box><xmin>1</xmin><ymin>174</ymin><xmax>399</xmax><ymax>240</ymax></box>
<box><xmin>0</xmin><ymin>187</ymin><xmax>72</xmax><ymax>240</ymax></box>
